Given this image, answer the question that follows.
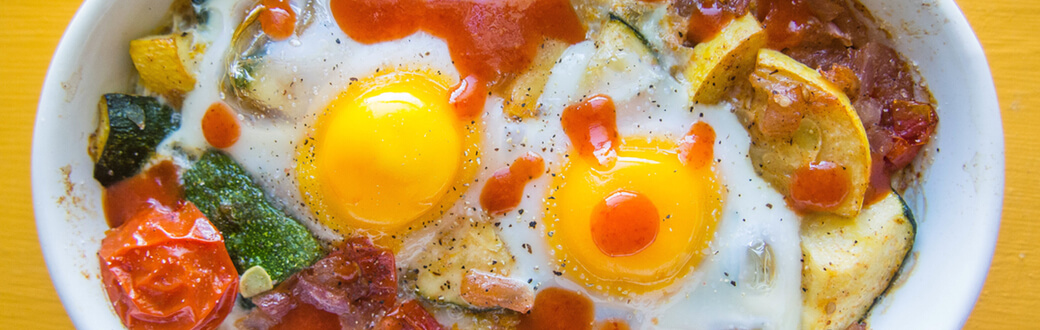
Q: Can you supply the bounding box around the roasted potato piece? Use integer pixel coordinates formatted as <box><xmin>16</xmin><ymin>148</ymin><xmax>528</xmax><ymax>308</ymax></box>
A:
<box><xmin>684</xmin><ymin>14</ymin><xmax>765</xmax><ymax>105</ymax></box>
<box><xmin>415</xmin><ymin>219</ymin><xmax>516</xmax><ymax>307</ymax></box>
<box><xmin>800</xmin><ymin>191</ymin><xmax>915</xmax><ymax>330</ymax></box>
<box><xmin>497</xmin><ymin>39</ymin><xmax>569</xmax><ymax>120</ymax></box>
<box><xmin>129</xmin><ymin>32</ymin><xmax>202</xmax><ymax>98</ymax></box>
<box><xmin>741</xmin><ymin>49</ymin><xmax>871</xmax><ymax>217</ymax></box>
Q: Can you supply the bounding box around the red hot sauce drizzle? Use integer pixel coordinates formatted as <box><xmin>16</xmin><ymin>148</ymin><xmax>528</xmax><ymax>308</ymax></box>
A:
<box><xmin>561</xmin><ymin>95</ymin><xmax>620</xmax><ymax>169</ymax></box>
<box><xmin>678</xmin><ymin>121</ymin><xmax>716</xmax><ymax>169</ymax></box>
<box><xmin>201</xmin><ymin>101</ymin><xmax>241</xmax><ymax>149</ymax></box>
<box><xmin>518</xmin><ymin>287</ymin><xmax>595</xmax><ymax>330</ymax></box>
<box><xmin>329</xmin><ymin>0</ymin><xmax>586</xmax><ymax>119</ymax></box>
<box><xmin>789</xmin><ymin>160</ymin><xmax>851</xmax><ymax>213</ymax></box>
<box><xmin>259</xmin><ymin>0</ymin><xmax>297</xmax><ymax>41</ymax></box>
<box><xmin>480</xmin><ymin>152</ymin><xmax>545</xmax><ymax>215</ymax></box>
<box><xmin>590</xmin><ymin>190</ymin><xmax>660</xmax><ymax>257</ymax></box>
<box><xmin>103</xmin><ymin>160</ymin><xmax>182</xmax><ymax>228</ymax></box>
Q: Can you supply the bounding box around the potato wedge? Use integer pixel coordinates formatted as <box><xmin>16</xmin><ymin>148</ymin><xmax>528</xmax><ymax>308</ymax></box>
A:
<box><xmin>800</xmin><ymin>191</ymin><xmax>915</xmax><ymax>330</ymax></box>
<box><xmin>496</xmin><ymin>39</ymin><xmax>569</xmax><ymax>120</ymax></box>
<box><xmin>415</xmin><ymin>218</ymin><xmax>515</xmax><ymax>307</ymax></box>
<box><xmin>684</xmin><ymin>14</ymin><xmax>765</xmax><ymax>105</ymax></box>
<box><xmin>741</xmin><ymin>49</ymin><xmax>871</xmax><ymax>217</ymax></box>
<box><xmin>130</xmin><ymin>32</ymin><xmax>202</xmax><ymax>98</ymax></box>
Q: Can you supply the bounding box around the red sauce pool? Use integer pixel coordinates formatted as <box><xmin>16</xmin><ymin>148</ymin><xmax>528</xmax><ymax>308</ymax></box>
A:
<box><xmin>561</xmin><ymin>95</ymin><xmax>620</xmax><ymax>169</ymax></box>
<box><xmin>590</xmin><ymin>190</ymin><xmax>660</xmax><ymax>257</ymax></box>
<box><xmin>259</xmin><ymin>0</ymin><xmax>296</xmax><ymax>41</ymax></box>
<box><xmin>329</xmin><ymin>0</ymin><xmax>586</xmax><ymax>118</ymax></box>
<box><xmin>103</xmin><ymin>160</ymin><xmax>182</xmax><ymax>228</ymax></box>
<box><xmin>480</xmin><ymin>152</ymin><xmax>545</xmax><ymax>215</ymax></box>
<box><xmin>597</xmin><ymin>319</ymin><xmax>632</xmax><ymax>330</ymax></box>
<box><xmin>518</xmin><ymin>287</ymin><xmax>594</xmax><ymax>330</ymax></box>
<box><xmin>757</xmin><ymin>0</ymin><xmax>814</xmax><ymax>50</ymax></box>
<box><xmin>789</xmin><ymin>160</ymin><xmax>851</xmax><ymax>212</ymax></box>
<box><xmin>201</xmin><ymin>102</ymin><xmax>241</xmax><ymax>149</ymax></box>
<box><xmin>678</xmin><ymin>121</ymin><xmax>716</xmax><ymax>169</ymax></box>
<box><xmin>449</xmin><ymin>75</ymin><xmax>488</xmax><ymax>119</ymax></box>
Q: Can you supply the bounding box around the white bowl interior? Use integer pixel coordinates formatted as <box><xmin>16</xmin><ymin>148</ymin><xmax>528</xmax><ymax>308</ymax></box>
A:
<box><xmin>32</xmin><ymin>0</ymin><xmax>1003</xmax><ymax>328</ymax></box>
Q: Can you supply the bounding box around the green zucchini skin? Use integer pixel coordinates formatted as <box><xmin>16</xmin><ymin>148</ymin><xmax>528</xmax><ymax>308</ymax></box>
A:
<box><xmin>183</xmin><ymin>150</ymin><xmax>323</xmax><ymax>283</ymax></box>
<box><xmin>92</xmin><ymin>94</ymin><xmax>181</xmax><ymax>186</ymax></box>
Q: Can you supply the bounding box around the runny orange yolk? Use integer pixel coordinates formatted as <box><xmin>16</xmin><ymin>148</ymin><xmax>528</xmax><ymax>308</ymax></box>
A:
<box><xmin>296</xmin><ymin>70</ymin><xmax>477</xmax><ymax>238</ymax></box>
<box><xmin>546</xmin><ymin>138</ymin><xmax>721</xmax><ymax>295</ymax></box>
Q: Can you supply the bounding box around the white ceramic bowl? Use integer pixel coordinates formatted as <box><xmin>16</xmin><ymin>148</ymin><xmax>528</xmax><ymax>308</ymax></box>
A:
<box><xmin>32</xmin><ymin>0</ymin><xmax>1003</xmax><ymax>328</ymax></box>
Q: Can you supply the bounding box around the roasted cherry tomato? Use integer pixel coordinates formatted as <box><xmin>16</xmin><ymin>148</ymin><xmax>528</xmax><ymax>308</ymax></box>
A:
<box><xmin>377</xmin><ymin>300</ymin><xmax>444</xmax><ymax>330</ymax></box>
<box><xmin>98</xmin><ymin>201</ymin><xmax>238</xmax><ymax>330</ymax></box>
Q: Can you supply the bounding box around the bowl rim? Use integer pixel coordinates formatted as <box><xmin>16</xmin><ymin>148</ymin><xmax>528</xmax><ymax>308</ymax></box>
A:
<box><xmin>30</xmin><ymin>0</ymin><xmax>1004</xmax><ymax>328</ymax></box>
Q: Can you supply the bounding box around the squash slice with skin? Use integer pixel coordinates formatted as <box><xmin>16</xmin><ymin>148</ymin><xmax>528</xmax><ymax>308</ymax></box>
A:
<box><xmin>800</xmin><ymin>191</ymin><xmax>915</xmax><ymax>330</ymax></box>
<box><xmin>130</xmin><ymin>32</ymin><xmax>202</xmax><ymax>99</ymax></box>
<box><xmin>741</xmin><ymin>49</ymin><xmax>871</xmax><ymax>217</ymax></box>
<box><xmin>685</xmin><ymin>14</ymin><xmax>766</xmax><ymax>105</ymax></box>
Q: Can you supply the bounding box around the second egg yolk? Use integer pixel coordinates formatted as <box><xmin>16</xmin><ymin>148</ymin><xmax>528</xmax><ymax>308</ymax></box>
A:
<box><xmin>546</xmin><ymin>138</ymin><xmax>721</xmax><ymax>296</ymax></box>
<box><xmin>297</xmin><ymin>71</ymin><xmax>477</xmax><ymax>237</ymax></box>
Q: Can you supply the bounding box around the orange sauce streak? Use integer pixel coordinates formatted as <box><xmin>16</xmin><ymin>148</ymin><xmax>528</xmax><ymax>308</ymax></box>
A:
<box><xmin>789</xmin><ymin>161</ymin><xmax>851</xmax><ymax>212</ymax></box>
<box><xmin>329</xmin><ymin>0</ymin><xmax>586</xmax><ymax>118</ymax></box>
<box><xmin>103</xmin><ymin>160</ymin><xmax>182</xmax><ymax>228</ymax></box>
<box><xmin>678</xmin><ymin>121</ymin><xmax>716</xmax><ymax>169</ymax></box>
<box><xmin>201</xmin><ymin>102</ymin><xmax>241</xmax><ymax>149</ymax></box>
<box><xmin>561</xmin><ymin>95</ymin><xmax>619</xmax><ymax>169</ymax></box>
<box><xmin>685</xmin><ymin>1</ymin><xmax>736</xmax><ymax>44</ymax></box>
<box><xmin>518</xmin><ymin>287</ymin><xmax>594</xmax><ymax>330</ymax></box>
<box><xmin>596</xmin><ymin>319</ymin><xmax>632</xmax><ymax>330</ymax></box>
<box><xmin>260</xmin><ymin>0</ymin><xmax>297</xmax><ymax>41</ymax></box>
<box><xmin>589</xmin><ymin>190</ymin><xmax>660</xmax><ymax>257</ymax></box>
<box><xmin>480</xmin><ymin>152</ymin><xmax>545</xmax><ymax>215</ymax></box>
<box><xmin>449</xmin><ymin>75</ymin><xmax>488</xmax><ymax>119</ymax></box>
<box><xmin>757</xmin><ymin>0</ymin><xmax>814</xmax><ymax>50</ymax></box>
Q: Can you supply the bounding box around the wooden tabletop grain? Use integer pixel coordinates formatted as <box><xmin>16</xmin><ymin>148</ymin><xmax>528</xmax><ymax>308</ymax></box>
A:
<box><xmin>1</xmin><ymin>0</ymin><xmax>1036</xmax><ymax>328</ymax></box>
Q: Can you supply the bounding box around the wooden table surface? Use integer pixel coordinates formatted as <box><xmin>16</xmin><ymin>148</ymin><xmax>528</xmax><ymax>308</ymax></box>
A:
<box><xmin>2</xmin><ymin>0</ymin><xmax>1036</xmax><ymax>328</ymax></box>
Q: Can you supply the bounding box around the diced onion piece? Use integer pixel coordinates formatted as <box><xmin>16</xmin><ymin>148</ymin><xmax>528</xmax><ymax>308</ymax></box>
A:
<box><xmin>460</xmin><ymin>269</ymin><xmax>535</xmax><ymax>313</ymax></box>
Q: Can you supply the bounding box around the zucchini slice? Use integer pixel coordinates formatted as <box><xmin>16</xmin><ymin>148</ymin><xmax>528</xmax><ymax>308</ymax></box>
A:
<box><xmin>90</xmin><ymin>94</ymin><xmax>181</xmax><ymax>187</ymax></box>
<box><xmin>800</xmin><ymin>191</ymin><xmax>916</xmax><ymax>330</ymax></box>
<box><xmin>183</xmin><ymin>150</ymin><xmax>323</xmax><ymax>283</ymax></box>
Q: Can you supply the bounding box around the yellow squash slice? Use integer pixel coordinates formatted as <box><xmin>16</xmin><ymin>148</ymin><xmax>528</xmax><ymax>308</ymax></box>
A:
<box><xmin>684</xmin><ymin>14</ymin><xmax>766</xmax><ymax>105</ymax></box>
<box><xmin>130</xmin><ymin>32</ymin><xmax>202</xmax><ymax>99</ymax></box>
<box><xmin>741</xmin><ymin>49</ymin><xmax>871</xmax><ymax>217</ymax></box>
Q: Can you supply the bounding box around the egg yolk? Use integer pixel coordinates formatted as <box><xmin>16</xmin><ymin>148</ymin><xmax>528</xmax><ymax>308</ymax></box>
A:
<box><xmin>297</xmin><ymin>70</ymin><xmax>478</xmax><ymax>237</ymax></box>
<box><xmin>545</xmin><ymin>138</ymin><xmax>721</xmax><ymax>295</ymax></box>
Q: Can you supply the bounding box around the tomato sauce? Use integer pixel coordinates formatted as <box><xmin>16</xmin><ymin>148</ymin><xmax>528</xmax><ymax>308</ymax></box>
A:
<box><xmin>757</xmin><ymin>0</ymin><xmax>815</xmax><ymax>50</ymax></box>
<box><xmin>103</xmin><ymin>160</ymin><xmax>182</xmax><ymax>228</ymax></box>
<box><xmin>201</xmin><ymin>101</ymin><xmax>241</xmax><ymax>149</ymax></box>
<box><xmin>260</xmin><ymin>0</ymin><xmax>296</xmax><ymax>41</ymax></box>
<box><xmin>561</xmin><ymin>95</ymin><xmax>620</xmax><ymax>169</ymax></box>
<box><xmin>480</xmin><ymin>152</ymin><xmax>545</xmax><ymax>215</ymax></box>
<box><xmin>683</xmin><ymin>0</ymin><xmax>749</xmax><ymax>45</ymax></box>
<box><xmin>329</xmin><ymin>0</ymin><xmax>586</xmax><ymax>118</ymax></box>
<box><xmin>589</xmin><ymin>190</ymin><xmax>660</xmax><ymax>257</ymax></box>
<box><xmin>789</xmin><ymin>161</ymin><xmax>851</xmax><ymax>212</ymax></box>
<box><xmin>679</xmin><ymin>121</ymin><xmax>716</xmax><ymax>169</ymax></box>
<box><xmin>518</xmin><ymin>287</ymin><xmax>594</xmax><ymax>330</ymax></box>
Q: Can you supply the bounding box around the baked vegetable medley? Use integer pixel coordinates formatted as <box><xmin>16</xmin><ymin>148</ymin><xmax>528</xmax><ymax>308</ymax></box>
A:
<box><xmin>91</xmin><ymin>0</ymin><xmax>937</xmax><ymax>328</ymax></box>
